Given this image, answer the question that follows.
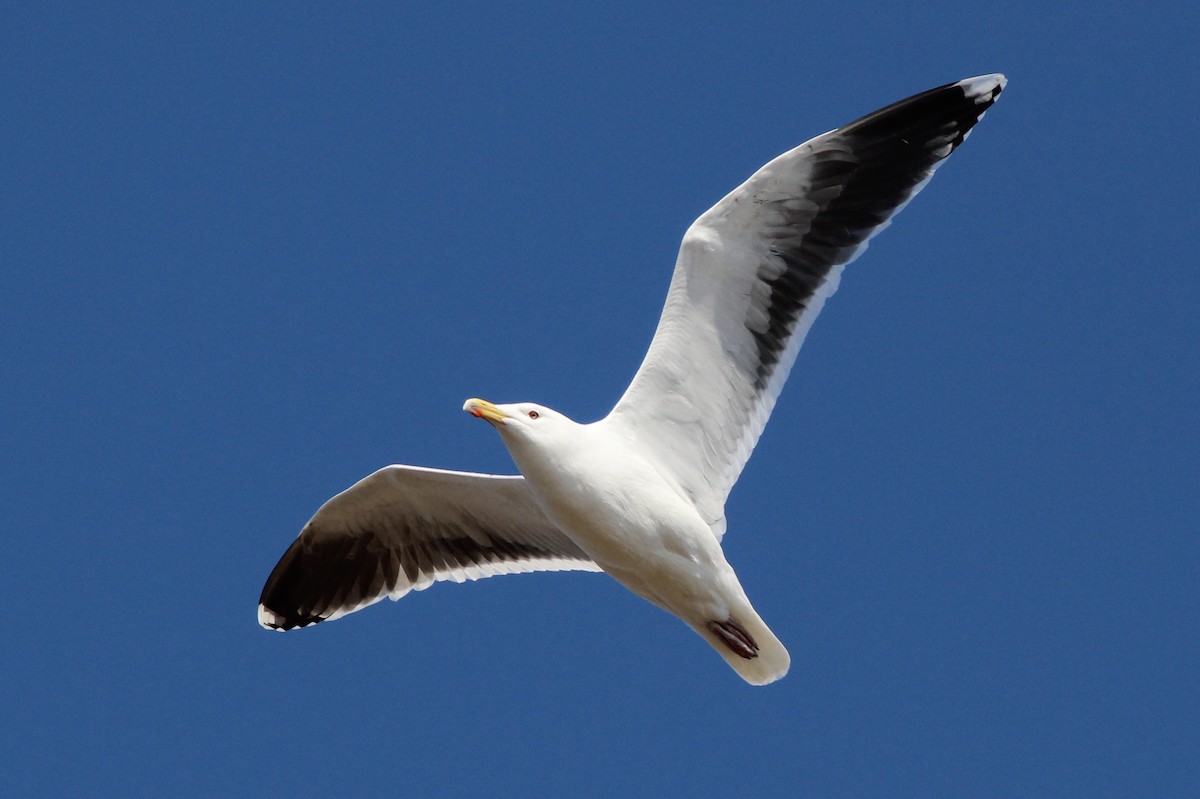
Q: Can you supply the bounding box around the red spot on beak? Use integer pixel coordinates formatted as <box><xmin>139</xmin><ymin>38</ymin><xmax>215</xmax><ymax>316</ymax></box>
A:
<box><xmin>469</xmin><ymin>407</ymin><xmax>483</xmax><ymax>418</ymax></box>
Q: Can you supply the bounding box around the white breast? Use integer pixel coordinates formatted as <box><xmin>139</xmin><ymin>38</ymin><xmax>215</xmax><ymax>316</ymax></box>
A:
<box><xmin>504</xmin><ymin>420</ymin><xmax>735</xmax><ymax>616</ymax></box>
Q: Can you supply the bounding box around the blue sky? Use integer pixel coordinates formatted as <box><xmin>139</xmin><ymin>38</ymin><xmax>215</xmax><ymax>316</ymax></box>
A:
<box><xmin>3</xmin><ymin>3</ymin><xmax>1197</xmax><ymax>796</ymax></box>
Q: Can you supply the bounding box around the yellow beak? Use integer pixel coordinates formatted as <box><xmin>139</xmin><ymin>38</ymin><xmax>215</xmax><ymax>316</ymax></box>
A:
<box><xmin>463</xmin><ymin>397</ymin><xmax>508</xmax><ymax>425</ymax></box>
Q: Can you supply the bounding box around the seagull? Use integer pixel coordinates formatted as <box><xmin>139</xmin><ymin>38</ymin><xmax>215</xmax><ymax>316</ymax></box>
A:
<box><xmin>258</xmin><ymin>74</ymin><xmax>1006</xmax><ymax>685</ymax></box>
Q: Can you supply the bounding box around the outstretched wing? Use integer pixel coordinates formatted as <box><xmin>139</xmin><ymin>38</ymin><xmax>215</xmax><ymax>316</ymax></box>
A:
<box><xmin>258</xmin><ymin>465</ymin><xmax>601</xmax><ymax>630</ymax></box>
<box><xmin>605</xmin><ymin>75</ymin><xmax>1006</xmax><ymax>535</ymax></box>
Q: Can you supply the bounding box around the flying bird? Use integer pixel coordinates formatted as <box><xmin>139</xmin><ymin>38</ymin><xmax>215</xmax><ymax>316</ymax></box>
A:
<box><xmin>259</xmin><ymin>74</ymin><xmax>1006</xmax><ymax>685</ymax></box>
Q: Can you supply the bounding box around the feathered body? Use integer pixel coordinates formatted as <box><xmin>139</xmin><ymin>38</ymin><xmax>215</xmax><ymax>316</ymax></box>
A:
<box><xmin>496</xmin><ymin>406</ymin><xmax>790</xmax><ymax>684</ymax></box>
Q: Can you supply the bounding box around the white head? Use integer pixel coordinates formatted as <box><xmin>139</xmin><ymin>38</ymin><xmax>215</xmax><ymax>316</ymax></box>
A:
<box><xmin>462</xmin><ymin>398</ymin><xmax>580</xmax><ymax>464</ymax></box>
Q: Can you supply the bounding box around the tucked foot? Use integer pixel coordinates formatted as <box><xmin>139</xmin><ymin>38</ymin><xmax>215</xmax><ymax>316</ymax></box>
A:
<box><xmin>707</xmin><ymin>617</ymin><xmax>759</xmax><ymax>659</ymax></box>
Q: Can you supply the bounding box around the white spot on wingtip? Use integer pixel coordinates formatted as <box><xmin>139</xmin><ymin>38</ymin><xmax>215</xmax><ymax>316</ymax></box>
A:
<box><xmin>960</xmin><ymin>73</ymin><xmax>1007</xmax><ymax>103</ymax></box>
<box><xmin>257</xmin><ymin>604</ymin><xmax>285</xmax><ymax>630</ymax></box>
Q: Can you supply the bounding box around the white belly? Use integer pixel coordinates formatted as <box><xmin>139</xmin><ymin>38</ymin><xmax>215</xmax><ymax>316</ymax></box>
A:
<box><xmin>518</xmin><ymin>440</ymin><xmax>739</xmax><ymax>617</ymax></box>
<box><xmin>494</xmin><ymin>414</ymin><xmax>789</xmax><ymax>684</ymax></box>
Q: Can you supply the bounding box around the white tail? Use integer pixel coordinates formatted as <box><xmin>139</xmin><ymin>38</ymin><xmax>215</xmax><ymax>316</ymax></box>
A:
<box><xmin>692</xmin><ymin>607</ymin><xmax>790</xmax><ymax>686</ymax></box>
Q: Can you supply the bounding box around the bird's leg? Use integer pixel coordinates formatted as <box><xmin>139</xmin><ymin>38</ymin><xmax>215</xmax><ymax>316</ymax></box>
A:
<box><xmin>707</xmin><ymin>617</ymin><xmax>759</xmax><ymax>659</ymax></box>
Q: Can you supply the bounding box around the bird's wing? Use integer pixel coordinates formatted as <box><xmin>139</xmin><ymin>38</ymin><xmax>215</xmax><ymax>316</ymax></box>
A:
<box><xmin>605</xmin><ymin>75</ymin><xmax>1005</xmax><ymax>536</ymax></box>
<box><xmin>258</xmin><ymin>465</ymin><xmax>602</xmax><ymax>630</ymax></box>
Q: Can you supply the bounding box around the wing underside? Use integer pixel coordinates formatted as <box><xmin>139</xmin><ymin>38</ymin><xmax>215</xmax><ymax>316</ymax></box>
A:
<box><xmin>606</xmin><ymin>75</ymin><xmax>1006</xmax><ymax>532</ymax></box>
<box><xmin>258</xmin><ymin>465</ymin><xmax>601</xmax><ymax>630</ymax></box>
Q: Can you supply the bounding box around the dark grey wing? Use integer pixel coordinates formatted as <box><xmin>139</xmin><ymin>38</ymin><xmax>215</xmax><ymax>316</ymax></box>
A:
<box><xmin>258</xmin><ymin>465</ymin><xmax>601</xmax><ymax>631</ymax></box>
<box><xmin>606</xmin><ymin>75</ymin><xmax>1006</xmax><ymax>537</ymax></box>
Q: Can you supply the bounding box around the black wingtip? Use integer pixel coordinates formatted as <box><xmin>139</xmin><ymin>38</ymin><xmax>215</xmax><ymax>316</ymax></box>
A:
<box><xmin>257</xmin><ymin>533</ymin><xmax>340</xmax><ymax>632</ymax></box>
<box><xmin>838</xmin><ymin>74</ymin><xmax>1005</xmax><ymax>149</ymax></box>
<box><xmin>257</xmin><ymin>601</ymin><xmax>325</xmax><ymax>631</ymax></box>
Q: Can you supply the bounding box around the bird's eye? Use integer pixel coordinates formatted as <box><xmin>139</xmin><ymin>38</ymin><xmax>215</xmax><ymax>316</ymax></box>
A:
<box><xmin>528</xmin><ymin>410</ymin><xmax>540</xmax><ymax>419</ymax></box>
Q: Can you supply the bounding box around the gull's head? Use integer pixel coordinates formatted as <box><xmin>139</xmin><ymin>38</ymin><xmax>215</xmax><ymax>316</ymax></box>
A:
<box><xmin>463</xmin><ymin>398</ymin><xmax>577</xmax><ymax>451</ymax></box>
<box><xmin>463</xmin><ymin>398</ymin><xmax>567</xmax><ymax>430</ymax></box>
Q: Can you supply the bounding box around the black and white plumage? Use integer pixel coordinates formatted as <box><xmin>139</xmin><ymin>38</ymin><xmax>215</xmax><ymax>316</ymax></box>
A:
<box><xmin>257</xmin><ymin>467</ymin><xmax>602</xmax><ymax>630</ymax></box>
<box><xmin>259</xmin><ymin>74</ymin><xmax>1006</xmax><ymax>685</ymax></box>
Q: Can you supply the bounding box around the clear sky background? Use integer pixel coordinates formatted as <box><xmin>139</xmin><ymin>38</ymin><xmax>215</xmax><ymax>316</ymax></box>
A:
<box><xmin>3</xmin><ymin>3</ymin><xmax>1197</xmax><ymax>796</ymax></box>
